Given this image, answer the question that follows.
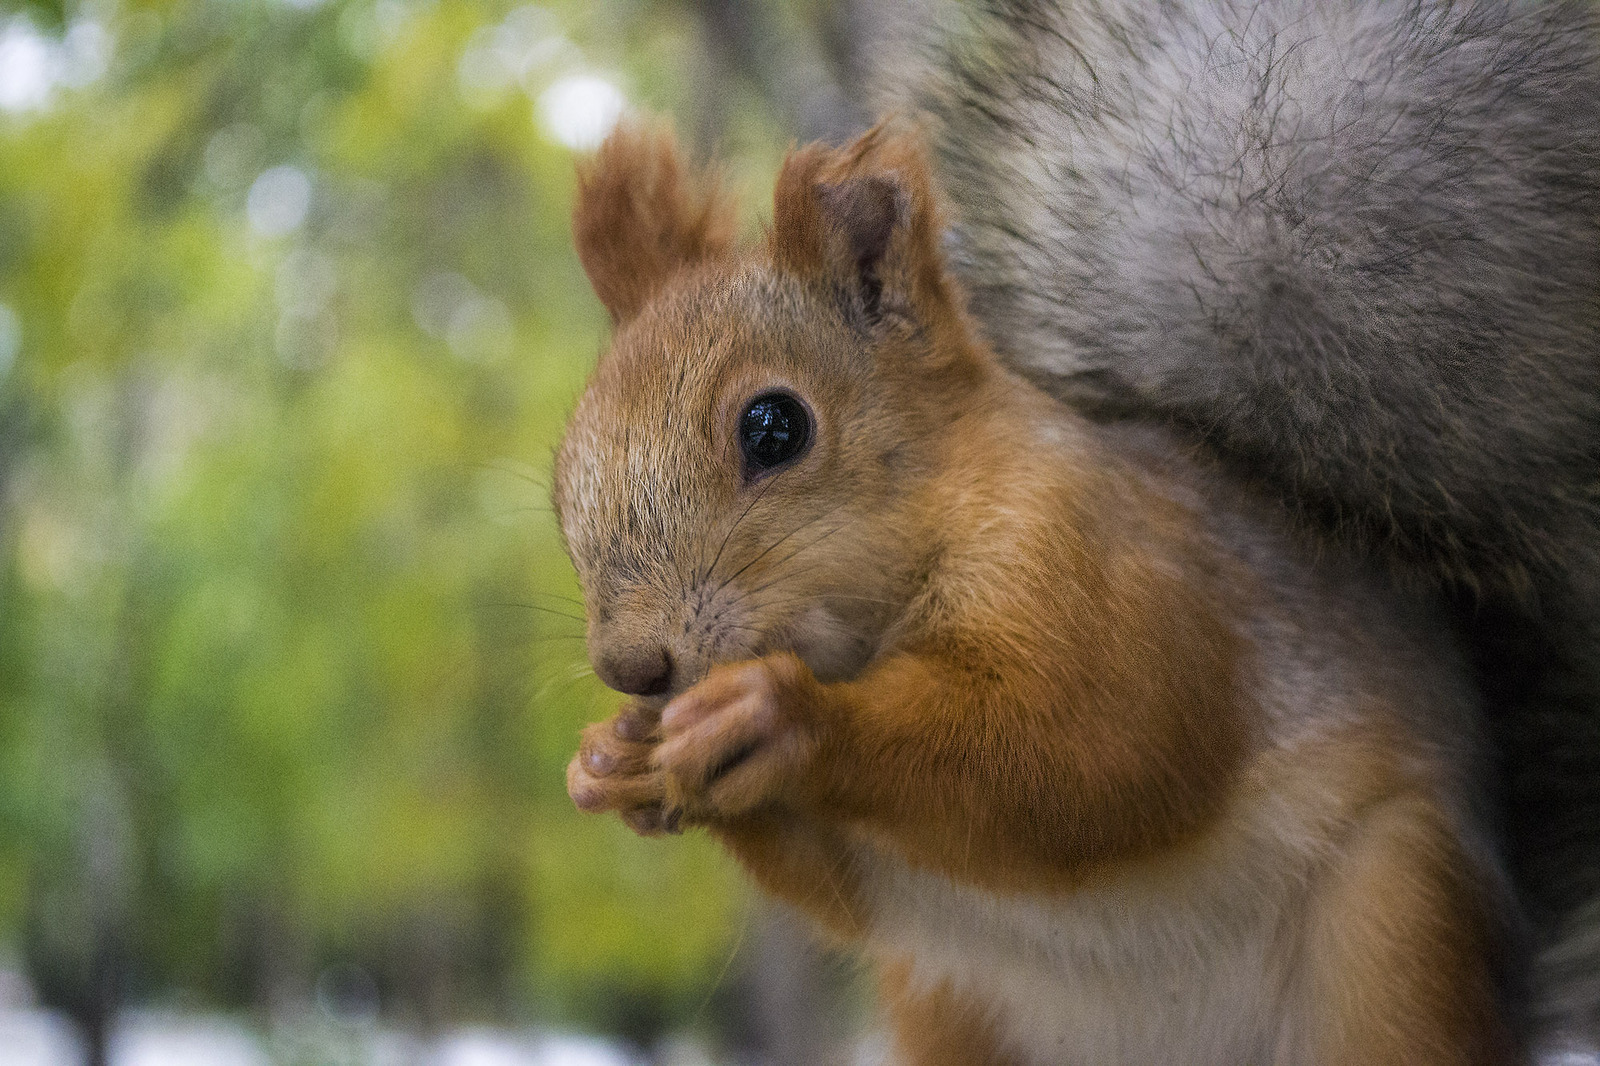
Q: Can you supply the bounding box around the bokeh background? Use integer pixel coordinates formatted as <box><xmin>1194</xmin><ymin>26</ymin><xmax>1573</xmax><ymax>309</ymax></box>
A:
<box><xmin>0</xmin><ymin>0</ymin><xmax>891</xmax><ymax>1061</ymax></box>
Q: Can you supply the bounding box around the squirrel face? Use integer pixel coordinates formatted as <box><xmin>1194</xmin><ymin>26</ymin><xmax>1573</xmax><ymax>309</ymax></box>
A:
<box><xmin>556</xmin><ymin>264</ymin><xmax>939</xmax><ymax>698</ymax></box>
<box><xmin>554</xmin><ymin>123</ymin><xmax>981</xmax><ymax>699</ymax></box>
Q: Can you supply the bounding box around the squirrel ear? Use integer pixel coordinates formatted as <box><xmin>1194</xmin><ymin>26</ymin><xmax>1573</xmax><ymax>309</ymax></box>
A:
<box><xmin>771</xmin><ymin>123</ymin><xmax>950</xmax><ymax>328</ymax></box>
<box><xmin>573</xmin><ymin>122</ymin><xmax>737</xmax><ymax>324</ymax></box>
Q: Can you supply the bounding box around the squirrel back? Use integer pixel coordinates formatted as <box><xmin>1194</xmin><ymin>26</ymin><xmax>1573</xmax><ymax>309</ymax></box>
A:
<box><xmin>874</xmin><ymin>0</ymin><xmax>1600</xmax><ymax>1050</ymax></box>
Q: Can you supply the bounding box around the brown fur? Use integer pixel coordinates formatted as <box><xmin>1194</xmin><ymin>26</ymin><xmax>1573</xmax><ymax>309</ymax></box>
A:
<box><xmin>572</xmin><ymin>122</ymin><xmax>736</xmax><ymax>324</ymax></box>
<box><xmin>556</xmin><ymin>121</ymin><xmax>1515</xmax><ymax>1063</ymax></box>
<box><xmin>1302</xmin><ymin>793</ymin><xmax>1512</xmax><ymax>1065</ymax></box>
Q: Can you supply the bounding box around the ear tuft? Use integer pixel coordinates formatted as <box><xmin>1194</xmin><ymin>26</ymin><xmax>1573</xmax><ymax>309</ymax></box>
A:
<box><xmin>574</xmin><ymin>122</ymin><xmax>737</xmax><ymax>323</ymax></box>
<box><xmin>770</xmin><ymin>121</ymin><xmax>951</xmax><ymax>328</ymax></box>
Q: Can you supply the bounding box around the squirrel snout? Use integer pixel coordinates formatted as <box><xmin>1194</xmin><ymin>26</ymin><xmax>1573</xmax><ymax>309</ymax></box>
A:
<box><xmin>594</xmin><ymin>645</ymin><xmax>675</xmax><ymax>698</ymax></box>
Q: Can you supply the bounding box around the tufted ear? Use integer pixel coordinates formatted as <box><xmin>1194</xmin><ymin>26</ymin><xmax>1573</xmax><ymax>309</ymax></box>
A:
<box><xmin>574</xmin><ymin>122</ymin><xmax>737</xmax><ymax>324</ymax></box>
<box><xmin>770</xmin><ymin>122</ymin><xmax>954</xmax><ymax>330</ymax></box>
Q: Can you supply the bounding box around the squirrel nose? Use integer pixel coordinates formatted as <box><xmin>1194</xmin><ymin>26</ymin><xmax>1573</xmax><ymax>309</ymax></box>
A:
<box><xmin>595</xmin><ymin>646</ymin><xmax>674</xmax><ymax>697</ymax></box>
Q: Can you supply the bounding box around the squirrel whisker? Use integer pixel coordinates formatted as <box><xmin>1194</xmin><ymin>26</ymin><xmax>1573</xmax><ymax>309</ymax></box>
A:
<box><xmin>709</xmin><ymin>504</ymin><xmax>851</xmax><ymax>599</ymax></box>
<box><xmin>697</xmin><ymin>468</ymin><xmax>785</xmax><ymax>589</ymax></box>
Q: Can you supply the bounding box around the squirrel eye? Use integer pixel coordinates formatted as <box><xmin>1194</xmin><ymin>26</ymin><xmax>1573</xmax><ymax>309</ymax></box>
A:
<box><xmin>738</xmin><ymin>392</ymin><xmax>811</xmax><ymax>475</ymax></box>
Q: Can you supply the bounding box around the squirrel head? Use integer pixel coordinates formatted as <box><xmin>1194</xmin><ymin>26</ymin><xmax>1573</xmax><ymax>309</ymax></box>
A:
<box><xmin>555</xmin><ymin>120</ymin><xmax>990</xmax><ymax>700</ymax></box>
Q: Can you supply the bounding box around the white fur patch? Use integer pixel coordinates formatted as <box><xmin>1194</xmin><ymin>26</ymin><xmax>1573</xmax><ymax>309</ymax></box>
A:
<box><xmin>851</xmin><ymin>774</ymin><xmax>1340</xmax><ymax>1065</ymax></box>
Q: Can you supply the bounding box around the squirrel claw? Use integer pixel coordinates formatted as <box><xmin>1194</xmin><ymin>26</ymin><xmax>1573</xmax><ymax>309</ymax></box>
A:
<box><xmin>568</xmin><ymin>704</ymin><xmax>669</xmax><ymax>830</ymax></box>
<box><xmin>620</xmin><ymin>803</ymin><xmax>681</xmax><ymax>837</ymax></box>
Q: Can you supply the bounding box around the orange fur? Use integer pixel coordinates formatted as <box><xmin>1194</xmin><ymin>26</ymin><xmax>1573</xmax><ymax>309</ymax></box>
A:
<box><xmin>772</xmin><ymin>123</ymin><xmax>959</xmax><ymax>335</ymax></box>
<box><xmin>558</xmin><ymin>121</ymin><xmax>1516</xmax><ymax>1064</ymax></box>
<box><xmin>1301</xmin><ymin>792</ymin><xmax>1515</xmax><ymax>1065</ymax></box>
<box><xmin>572</xmin><ymin>122</ymin><xmax>736</xmax><ymax>323</ymax></box>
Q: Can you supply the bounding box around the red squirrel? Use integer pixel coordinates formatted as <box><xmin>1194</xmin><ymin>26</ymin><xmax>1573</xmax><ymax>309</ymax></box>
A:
<box><xmin>554</xmin><ymin>122</ymin><xmax>1518</xmax><ymax>1065</ymax></box>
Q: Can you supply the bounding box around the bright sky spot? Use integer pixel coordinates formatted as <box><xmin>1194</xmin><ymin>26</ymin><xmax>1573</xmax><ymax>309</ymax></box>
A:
<box><xmin>432</xmin><ymin>1030</ymin><xmax>542</xmax><ymax>1066</ymax></box>
<box><xmin>59</xmin><ymin>20</ymin><xmax>111</xmax><ymax>87</ymax></box>
<box><xmin>536</xmin><ymin>1035</ymin><xmax>637</xmax><ymax>1066</ymax></box>
<box><xmin>109</xmin><ymin>1014</ymin><xmax>271</xmax><ymax>1066</ymax></box>
<box><xmin>0</xmin><ymin>17</ymin><xmax>112</xmax><ymax>114</ymax></box>
<box><xmin>457</xmin><ymin>5</ymin><xmax>576</xmax><ymax>106</ymax></box>
<box><xmin>246</xmin><ymin>166</ymin><xmax>312</xmax><ymax>237</ymax></box>
<box><xmin>0</xmin><ymin>1007</ymin><xmax>83</xmax><ymax>1066</ymax></box>
<box><xmin>537</xmin><ymin>73</ymin><xmax>625</xmax><ymax>150</ymax></box>
<box><xmin>0</xmin><ymin>20</ymin><xmax>59</xmax><ymax>113</ymax></box>
<box><xmin>1545</xmin><ymin>1053</ymin><xmax>1600</xmax><ymax>1066</ymax></box>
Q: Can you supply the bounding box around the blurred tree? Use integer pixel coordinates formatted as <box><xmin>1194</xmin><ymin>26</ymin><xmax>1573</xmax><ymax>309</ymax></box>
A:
<box><xmin>0</xmin><ymin>0</ymin><xmax>881</xmax><ymax>1060</ymax></box>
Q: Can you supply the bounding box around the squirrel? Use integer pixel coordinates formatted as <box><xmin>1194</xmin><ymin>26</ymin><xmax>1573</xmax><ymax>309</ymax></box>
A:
<box><xmin>869</xmin><ymin>0</ymin><xmax>1600</xmax><ymax>1051</ymax></box>
<box><xmin>555</xmin><ymin>122</ymin><xmax>1520</xmax><ymax>1064</ymax></box>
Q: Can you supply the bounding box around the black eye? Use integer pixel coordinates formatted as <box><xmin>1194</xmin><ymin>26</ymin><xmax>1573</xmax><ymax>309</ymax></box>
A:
<box><xmin>739</xmin><ymin>392</ymin><xmax>811</xmax><ymax>475</ymax></box>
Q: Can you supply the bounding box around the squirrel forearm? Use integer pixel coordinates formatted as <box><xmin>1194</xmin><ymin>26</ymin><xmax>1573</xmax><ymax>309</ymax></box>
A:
<box><xmin>807</xmin><ymin>645</ymin><xmax>1245</xmax><ymax>894</ymax></box>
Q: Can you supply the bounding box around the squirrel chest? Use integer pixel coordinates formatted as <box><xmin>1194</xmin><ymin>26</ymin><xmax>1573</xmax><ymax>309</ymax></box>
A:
<box><xmin>835</xmin><ymin>421</ymin><xmax>1491</xmax><ymax>1065</ymax></box>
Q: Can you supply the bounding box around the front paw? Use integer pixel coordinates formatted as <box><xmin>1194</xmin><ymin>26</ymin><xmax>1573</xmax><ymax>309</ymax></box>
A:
<box><xmin>567</xmin><ymin>702</ymin><xmax>679</xmax><ymax>836</ymax></box>
<box><xmin>656</xmin><ymin>653</ymin><xmax>823</xmax><ymax>820</ymax></box>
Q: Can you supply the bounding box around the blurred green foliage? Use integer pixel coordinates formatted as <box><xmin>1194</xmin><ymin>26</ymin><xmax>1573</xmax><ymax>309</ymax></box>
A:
<box><xmin>0</xmin><ymin>0</ymin><xmax>817</xmax><ymax>1040</ymax></box>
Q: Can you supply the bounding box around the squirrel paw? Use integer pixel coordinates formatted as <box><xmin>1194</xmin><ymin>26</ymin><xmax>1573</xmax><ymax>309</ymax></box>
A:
<box><xmin>656</xmin><ymin>653</ymin><xmax>821</xmax><ymax>820</ymax></box>
<box><xmin>566</xmin><ymin>703</ymin><xmax>679</xmax><ymax>836</ymax></box>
